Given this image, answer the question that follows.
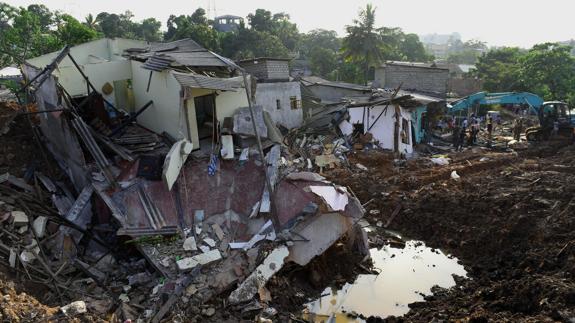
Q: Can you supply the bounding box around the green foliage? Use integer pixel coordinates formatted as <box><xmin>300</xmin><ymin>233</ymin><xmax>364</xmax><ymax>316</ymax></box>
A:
<box><xmin>220</xmin><ymin>26</ymin><xmax>289</xmax><ymax>60</ymax></box>
<box><xmin>472</xmin><ymin>47</ymin><xmax>524</xmax><ymax>92</ymax></box>
<box><xmin>309</xmin><ymin>47</ymin><xmax>338</xmax><ymax>77</ymax></box>
<box><xmin>341</xmin><ymin>4</ymin><xmax>385</xmax><ymax>84</ymax></box>
<box><xmin>166</xmin><ymin>11</ymin><xmax>220</xmax><ymax>51</ymax></box>
<box><xmin>473</xmin><ymin>42</ymin><xmax>575</xmax><ymax>102</ymax></box>
<box><xmin>56</xmin><ymin>14</ymin><xmax>99</xmax><ymax>46</ymax></box>
<box><xmin>518</xmin><ymin>43</ymin><xmax>575</xmax><ymax>100</ymax></box>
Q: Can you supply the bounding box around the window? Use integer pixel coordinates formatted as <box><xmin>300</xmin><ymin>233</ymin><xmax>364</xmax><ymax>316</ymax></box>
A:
<box><xmin>276</xmin><ymin>99</ymin><xmax>281</xmax><ymax>110</ymax></box>
<box><xmin>401</xmin><ymin>118</ymin><xmax>410</xmax><ymax>144</ymax></box>
<box><xmin>290</xmin><ymin>96</ymin><xmax>301</xmax><ymax>110</ymax></box>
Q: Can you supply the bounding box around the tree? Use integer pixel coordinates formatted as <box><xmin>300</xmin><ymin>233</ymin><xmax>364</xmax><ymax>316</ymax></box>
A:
<box><xmin>165</xmin><ymin>11</ymin><xmax>221</xmax><ymax>51</ymax></box>
<box><xmin>221</xmin><ymin>27</ymin><xmax>289</xmax><ymax>60</ymax></box>
<box><xmin>400</xmin><ymin>33</ymin><xmax>433</xmax><ymax>62</ymax></box>
<box><xmin>472</xmin><ymin>47</ymin><xmax>524</xmax><ymax>92</ymax></box>
<box><xmin>0</xmin><ymin>5</ymin><xmax>60</xmax><ymax>67</ymax></box>
<box><xmin>301</xmin><ymin>29</ymin><xmax>340</xmax><ymax>58</ymax></box>
<box><xmin>135</xmin><ymin>18</ymin><xmax>162</xmax><ymax>41</ymax></box>
<box><xmin>341</xmin><ymin>4</ymin><xmax>385</xmax><ymax>84</ymax></box>
<box><xmin>518</xmin><ymin>43</ymin><xmax>575</xmax><ymax>100</ymax></box>
<box><xmin>247</xmin><ymin>9</ymin><xmax>273</xmax><ymax>32</ymax></box>
<box><xmin>272</xmin><ymin>14</ymin><xmax>300</xmax><ymax>51</ymax></box>
<box><xmin>84</xmin><ymin>13</ymin><xmax>100</xmax><ymax>30</ymax></box>
<box><xmin>309</xmin><ymin>47</ymin><xmax>337</xmax><ymax>77</ymax></box>
<box><xmin>55</xmin><ymin>14</ymin><xmax>98</xmax><ymax>46</ymax></box>
<box><xmin>26</xmin><ymin>4</ymin><xmax>52</xmax><ymax>32</ymax></box>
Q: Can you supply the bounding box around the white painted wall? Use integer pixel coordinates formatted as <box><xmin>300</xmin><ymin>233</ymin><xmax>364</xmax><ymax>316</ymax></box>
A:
<box><xmin>349</xmin><ymin>105</ymin><xmax>414</xmax><ymax>154</ymax></box>
<box><xmin>131</xmin><ymin>60</ymin><xmax>185</xmax><ymax>142</ymax></box>
<box><xmin>185</xmin><ymin>86</ymin><xmax>249</xmax><ymax>149</ymax></box>
<box><xmin>26</xmin><ymin>38</ymin><xmax>146</xmax><ymax>103</ymax></box>
<box><xmin>27</xmin><ymin>38</ymin><xmax>146</xmax><ymax>68</ymax></box>
<box><xmin>132</xmin><ymin>61</ymin><xmax>249</xmax><ymax>149</ymax></box>
<box><xmin>254</xmin><ymin>82</ymin><xmax>303</xmax><ymax>129</ymax></box>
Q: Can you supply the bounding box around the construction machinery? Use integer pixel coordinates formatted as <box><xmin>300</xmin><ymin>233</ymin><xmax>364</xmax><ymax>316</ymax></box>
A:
<box><xmin>448</xmin><ymin>91</ymin><xmax>575</xmax><ymax>141</ymax></box>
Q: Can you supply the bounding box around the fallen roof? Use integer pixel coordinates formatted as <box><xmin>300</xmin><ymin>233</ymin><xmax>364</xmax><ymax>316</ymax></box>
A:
<box><xmin>172</xmin><ymin>72</ymin><xmax>244</xmax><ymax>91</ymax></box>
<box><xmin>237</xmin><ymin>57</ymin><xmax>292</xmax><ymax>63</ymax></box>
<box><xmin>300</xmin><ymin>76</ymin><xmax>371</xmax><ymax>92</ymax></box>
<box><xmin>383</xmin><ymin>61</ymin><xmax>450</xmax><ymax>71</ymax></box>
<box><xmin>126</xmin><ymin>38</ymin><xmax>232</xmax><ymax>69</ymax></box>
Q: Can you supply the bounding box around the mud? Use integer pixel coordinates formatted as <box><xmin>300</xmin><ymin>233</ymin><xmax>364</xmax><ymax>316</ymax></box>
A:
<box><xmin>327</xmin><ymin>144</ymin><xmax>575</xmax><ymax>322</ymax></box>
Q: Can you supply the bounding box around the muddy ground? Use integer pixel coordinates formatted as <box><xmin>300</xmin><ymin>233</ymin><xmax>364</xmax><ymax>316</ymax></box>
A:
<box><xmin>328</xmin><ymin>143</ymin><xmax>575</xmax><ymax>322</ymax></box>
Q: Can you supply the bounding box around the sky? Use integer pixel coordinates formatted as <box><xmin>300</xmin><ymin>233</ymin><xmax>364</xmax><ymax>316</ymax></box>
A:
<box><xmin>4</xmin><ymin>0</ymin><xmax>575</xmax><ymax>48</ymax></box>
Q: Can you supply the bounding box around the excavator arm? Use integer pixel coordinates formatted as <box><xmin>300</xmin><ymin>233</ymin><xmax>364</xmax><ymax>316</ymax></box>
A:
<box><xmin>448</xmin><ymin>92</ymin><xmax>544</xmax><ymax>114</ymax></box>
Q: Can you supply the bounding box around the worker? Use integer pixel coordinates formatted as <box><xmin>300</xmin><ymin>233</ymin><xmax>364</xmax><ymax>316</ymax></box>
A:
<box><xmin>513</xmin><ymin>118</ymin><xmax>523</xmax><ymax>141</ymax></box>
<box><xmin>462</xmin><ymin>118</ymin><xmax>468</xmax><ymax>130</ymax></box>
<box><xmin>487</xmin><ymin>115</ymin><xmax>493</xmax><ymax>136</ymax></box>
<box><xmin>552</xmin><ymin>120</ymin><xmax>559</xmax><ymax>138</ymax></box>
<box><xmin>453</xmin><ymin>124</ymin><xmax>462</xmax><ymax>151</ymax></box>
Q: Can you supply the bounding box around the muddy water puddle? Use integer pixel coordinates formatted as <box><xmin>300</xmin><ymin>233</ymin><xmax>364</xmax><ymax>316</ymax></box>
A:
<box><xmin>304</xmin><ymin>241</ymin><xmax>467</xmax><ymax>322</ymax></box>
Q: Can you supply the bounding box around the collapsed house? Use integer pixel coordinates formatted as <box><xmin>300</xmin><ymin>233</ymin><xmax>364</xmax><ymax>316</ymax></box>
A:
<box><xmin>239</xmin><ymin>57</ymin><xmax>304</xmax><ymax>130</ymax></box>
<box><xmin>297</xmin><ymin>75</ymin><xmax>444</xmax><ymax>154</ymax></box>
<box><xmin>0</xmin><ymin>37</ymin><xmax>368</xmax><ymax>321</ymax></box>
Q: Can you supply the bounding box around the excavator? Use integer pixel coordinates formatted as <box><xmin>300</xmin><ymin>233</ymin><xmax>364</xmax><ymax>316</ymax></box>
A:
<box><xmin>448</xmin><ymin>91</ymin><xmax>575</xmax><ymax>141</ymax></box>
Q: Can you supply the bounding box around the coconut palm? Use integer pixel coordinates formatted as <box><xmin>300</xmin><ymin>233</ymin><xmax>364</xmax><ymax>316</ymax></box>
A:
<box><xmin>341</xmin><ymin>4</ymin><xmax>385</xmax><ymax>85</ymax></box>
<box><xmin>84</xmin><ymin>13</ymin><xmax>99</xmax><ymax>30</ymax></box>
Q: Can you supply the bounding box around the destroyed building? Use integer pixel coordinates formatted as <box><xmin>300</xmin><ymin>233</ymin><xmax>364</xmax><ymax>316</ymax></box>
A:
<box><xmin>239</xmin><ymin>57</ymin><xmax>304</xmax><ymax>129</ymax></box>
<box><xmin>0</xmin><ymin>36</ymin><xmax>371</xmax><ymax>322</ymax></box>
<box><xmin>28</xmin><ymin>38</ymin><xmax>252</xmax><ymax>151</ymax></box>
<box><xmin>299</xmin><ymin>75</ymin><xmax>372</xmax><ymax>104</ymax></box>
<box><xmin>374</xmin><ymin>61</ymin><xmax>450</xmax><ymax>98</ymax></box>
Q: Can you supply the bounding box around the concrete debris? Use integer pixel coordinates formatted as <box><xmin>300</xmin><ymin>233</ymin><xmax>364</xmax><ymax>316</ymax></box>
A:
<box><xmin>32</xmin><ymin>216</ymin><xmax>48</xmax><ymax>238</ymax></box>
<box><xmin>211</xmin><ymin>223</ymin><xmax>225</xmax><ymax>240</ymax></box>
<box><xmin>229</xmin><ymin>220</ymin><xmax>276</xmax><ymax>250</ymax></box>
<box><xmin>228</xmin><ymin>246</ymin><xmax>289</xmax><ymax>304</ymax></box>
<box><xmin>309</xmin><ymin>186</ymin><xmax>349</xmax><ymax>211</ymax></box>
<box><xmin>183</xmin><ymin>236</ymin><xmax>198</xmax><ymax>251</ymax></box>
<box><xmin>11</xmin><ymin>211</ymin><xmax>28</xmax><ymax>226</ymax></box>
<box><xmin>162</xmin><ymin>139</ymin><xmax>193</xmax><ymax>190</ymax></box>
<box><xmin>176</xmin><ymin>249</ymin><xmax>222</xmax><ymax>271</ymax></box>
<box><xmin>204</xmin><ymin>238</ymin><xmax>216</xmax><ymax>247</ymax></box>
<box><xmin>61</xmin><ymin>301</ymin><xmax>87</xmax><ymax>316</ymax></box>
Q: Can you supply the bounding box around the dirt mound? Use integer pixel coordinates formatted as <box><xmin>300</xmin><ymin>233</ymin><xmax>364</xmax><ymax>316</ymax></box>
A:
<box><xmin>327</xmin><ymin>144</ymin><xmax>575</xmax><ymax>321</ymax></box>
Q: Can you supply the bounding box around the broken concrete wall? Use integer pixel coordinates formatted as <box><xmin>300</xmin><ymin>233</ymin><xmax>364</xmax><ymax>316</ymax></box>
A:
<box><xmin>27</xmin><ymin>38</ymin><xmax>146</xmax><ymax>99</ymax></box>
<box><xmin>254</xmin><ymin>82</ymin><xmax>303</xmax><ymax>129</ymax></box>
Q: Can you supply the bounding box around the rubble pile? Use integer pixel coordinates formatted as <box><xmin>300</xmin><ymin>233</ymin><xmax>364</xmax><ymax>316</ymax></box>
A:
<box><xmin>326</xmin><ymin>143</ymin><xmax>575</xmax><ymax>321</ymax></box>
<box><xmin>0</xmin><ymin>48</ymin><xmax>370</xmax><ymax>322</ymax></box>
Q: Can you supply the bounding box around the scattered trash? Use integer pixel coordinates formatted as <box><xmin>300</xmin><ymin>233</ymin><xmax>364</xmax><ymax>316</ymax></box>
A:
<box><xmin>450</xmin><ymin>170</ymin><xmax>461</xmax><ymax>181</ymax></box>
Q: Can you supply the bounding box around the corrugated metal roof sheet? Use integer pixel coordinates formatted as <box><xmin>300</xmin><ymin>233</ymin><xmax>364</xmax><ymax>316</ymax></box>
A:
<box><xmin>142</xmin><ymin>55</ymin><xmax>174</xmax><ymax>72</ymax></box>
<box><xmin>127</xmin><ymin>39</ymin><xmax>233</xmax><ymax>68</ymax></box>
<box><xmin>172</xmin><ymin>72</ymin><xmax>244</xmax><ymax>91</ymax></box>
<box><xmin>300</xmin><ymin>76</ymin><xmax>371</xmax><ymax>91</ymax></box>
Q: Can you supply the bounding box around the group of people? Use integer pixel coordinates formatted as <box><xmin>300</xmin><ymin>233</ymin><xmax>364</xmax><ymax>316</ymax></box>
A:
<box><xmin>451</xmin><ymin>114</ymin><xmax>499</xmax><ymax>150</ymax></box>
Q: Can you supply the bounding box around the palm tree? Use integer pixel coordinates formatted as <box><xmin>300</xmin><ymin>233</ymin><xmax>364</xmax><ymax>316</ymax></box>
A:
<box><xmin>84</xmin><ymin>14</ymin><xmax>99</xmax><ymax>30</ymax></box>
<box><xmin>341</xmin><ymin>4</ymin><xmax>384</xmax><ymax>85</ymax></box>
